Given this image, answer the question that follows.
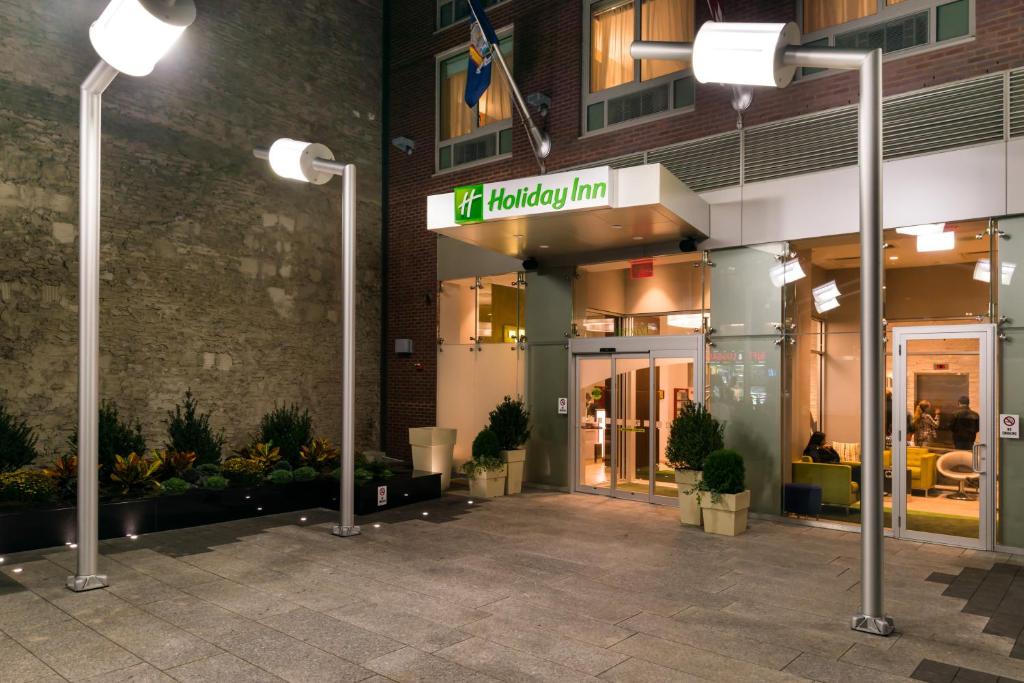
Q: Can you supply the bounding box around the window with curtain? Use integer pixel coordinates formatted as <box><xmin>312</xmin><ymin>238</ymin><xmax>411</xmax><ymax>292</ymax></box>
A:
<box><xmin>590</xmin><ymin>0</ymin><xmax>693</xmax><ymax>93</ymax></box>
<box><xmin>640</xmin><ymin>0</ymin><xmax>693</xmax><ymax>81</ymax></box>
<box><xmin>803</xmin><ymin>0</ymin><xmax>911</xmax><ymax>34</ymax></box>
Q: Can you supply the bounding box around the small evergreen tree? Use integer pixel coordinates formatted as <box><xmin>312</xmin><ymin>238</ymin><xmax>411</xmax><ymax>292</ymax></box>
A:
<box><xmin>68</xmin><ymin>400</ymin><xmax>146</xmax><ymax>476</ymax></box>
<box><xmin>257</xmin><ymin>404</ymin><xmax>313</xmax><ymax>467</ymax></box>
<box><xmin>165</xmin><ymin>389</ymin><xmax>225</xmax><ymax>466</ymax></box>
<box><xmin>0</xmin><ymin>403</ymin><xmax>39</xmax><ymax>472</ymax></box>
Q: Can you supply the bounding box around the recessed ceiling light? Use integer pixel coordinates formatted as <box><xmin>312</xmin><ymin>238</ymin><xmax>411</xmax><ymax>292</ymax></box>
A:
<box><xmin>889</xmin><ymin>255</ymin><xmax>899</xmax><ymax>261</ymax></box>
<box><xmin>611</xmin><ymin>224</ymin><xmax>623</xmax><ymax>230</ymax></box>
<box><xmin>632</xmin><ymin>236</ymin><xmax>644</xmax><ymax>241</ymax></box>
<box><xmin>13</xmin><ymin>567</ymin><xmax>22</xmax><ymax>573</ymax></box>
<box><xmin>539</xmin><ymin>244</ymin><xmax>549</xmax><ymax>249</ymax></box>
<box><xmin>373</xmin><ymin>523</ymin><xmax>381</xmax><ymax>528</ymax></box>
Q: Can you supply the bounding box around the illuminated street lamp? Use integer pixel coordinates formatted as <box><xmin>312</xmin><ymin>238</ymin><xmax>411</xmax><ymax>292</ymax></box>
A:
<box><xmin>633</xmin><ymin>23</ymin><xmax>892</xmax><ymax>636</ymax></box>
<box><xmin>71</xmin><ymin>0</ymin><xmax>196</xmax><ymax>593</ymax></box>
<box><xmin>254</xmin><ymin>140</ymin><xmax>360</xmax><ymax>539</ymax></box>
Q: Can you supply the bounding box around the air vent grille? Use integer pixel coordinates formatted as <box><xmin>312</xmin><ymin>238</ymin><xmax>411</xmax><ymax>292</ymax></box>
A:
<box><xmin>1011</xmin><ymin>69</ymin><xmax>1024</xmax><ymax>138</ymax></box>
<box><xmin>744</xmin><ymin>108</ymin><xmax>858</xmax><ymax>183</ymax></box>
<box><xmin>605</xmin><ymin>153</ymin><xmax>645</xmax><ymax>169</ymax></box>
<box><xmin>884</xmin><ymin>74</ymin><xmax>1005</xmax><ymax>158</ymax></box>
<box><xmin>647</xmin><ymin>132</ymin><xmax>741</xmax><ymax>193</ymax></box>
<box><xmin>607</xmin><ymin>84</ymin><xmax>669</xmax><ymax>126</ymax></box>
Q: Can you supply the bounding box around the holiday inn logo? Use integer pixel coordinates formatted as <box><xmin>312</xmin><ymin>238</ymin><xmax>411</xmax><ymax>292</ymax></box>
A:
<box><xmin>454</xmin><ymin>184</ymin><xmax>484</xmax><ymax>224</ymax></box>
<box><xmin>452</xmin><ymin>167</ymin><xmax>612</xmax><ymax>225</ymax></box>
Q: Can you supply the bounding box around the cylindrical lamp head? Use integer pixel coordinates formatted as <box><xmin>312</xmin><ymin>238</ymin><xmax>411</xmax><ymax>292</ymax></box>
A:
<box><xmin>90</xmin><ymin>0</ymin><xmax>196</xmax><ymax>77</ymax></box>
<box><xmin>692</xmin><ymin>21</ymin><xmax>799</xmax><ymax>88</ymax></box>
<box><xmin>268</xmin><ymin>139</ymin><xmax>335</xmax><ymax>185</ymax></box>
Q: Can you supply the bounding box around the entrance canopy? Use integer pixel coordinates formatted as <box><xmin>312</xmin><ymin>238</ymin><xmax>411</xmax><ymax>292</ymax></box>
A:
<box><xmin>427</xmin><ymin>164</ymin><xmax>709</xmax><ymax>261</ymax></box>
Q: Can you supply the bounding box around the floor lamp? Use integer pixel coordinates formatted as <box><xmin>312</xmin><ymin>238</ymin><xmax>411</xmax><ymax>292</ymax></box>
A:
<box><xmin>253</xmin><ymin>140</ymin><xmax>360</xmax><ymax>539</ymax></box>
<box><xmin>70</xmin><ymin>0</ymin><xmax>196</xmax><ymax>593</ymax></box>
<box><xmin>632</xmin><ymin>22</ymin><xmax>893</xmax><ymax>635</ymax></box>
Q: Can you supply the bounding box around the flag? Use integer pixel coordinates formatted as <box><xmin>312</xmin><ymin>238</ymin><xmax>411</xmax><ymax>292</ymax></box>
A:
<box><xmin>464</xmin><ymin>0</ymin><xmax>499</xmax><ymax>108</ymax></box>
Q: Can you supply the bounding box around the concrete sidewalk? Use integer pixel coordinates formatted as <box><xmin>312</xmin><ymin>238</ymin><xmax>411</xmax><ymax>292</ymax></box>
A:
<box><xmin>2</xmin><ymin>490</ymin><xmax>1023</xmax><ymax>682</ymax></box>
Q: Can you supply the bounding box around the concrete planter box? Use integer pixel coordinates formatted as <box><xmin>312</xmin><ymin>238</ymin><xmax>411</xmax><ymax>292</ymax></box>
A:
<box><xmin>501</xmin><ymin>449</ymin><xmax>526</xmax><ymax>495</ymax></box>
<box><xmin>699</xmin><ymin>490</ymin><xmax>751</xmax><ymax>536</ymax></box>
<box><xmin>409</xmin><ymin>427</ymin><xmax>457</xmax><ymax>491</ymax></box>
<box><xmin>468</xmin><ymin>465</ymin><xmax>507</xmax><ymax>499</ymax></box>
<box><xmin>675</xmin><ymin>469</ymin><xmax>702</xmax><ymax>526</ymax></box>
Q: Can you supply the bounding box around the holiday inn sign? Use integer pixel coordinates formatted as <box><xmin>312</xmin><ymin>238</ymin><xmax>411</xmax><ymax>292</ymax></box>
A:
<box><xmin>453</xmin><ymin>167</ymin><xmax>613</xmax><ymax>224</ymax></box>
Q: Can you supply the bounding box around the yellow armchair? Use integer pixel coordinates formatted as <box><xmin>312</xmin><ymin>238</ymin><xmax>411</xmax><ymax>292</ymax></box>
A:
<box><xmin>883</xmin><ymin>448</ymin><xmax>937</xmax><ymax>494</ymax></box>
<box><xmin>792</xmin><ymin>462</ymin><xmax>859</xmax><ymax>513</ymax></box>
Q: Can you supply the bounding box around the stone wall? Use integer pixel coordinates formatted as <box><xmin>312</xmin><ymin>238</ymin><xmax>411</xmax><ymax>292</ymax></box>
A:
<box><xmin>0</xmin><ymin>1</ymin><xmax>383</xmax><ymax>456</ymax></box>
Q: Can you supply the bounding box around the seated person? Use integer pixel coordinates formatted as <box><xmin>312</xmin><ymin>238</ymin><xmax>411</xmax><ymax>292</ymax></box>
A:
<box><xmin>803</xmin><ymin>431</ymin><xmax>840</xmax><ymax>464</ymax></box>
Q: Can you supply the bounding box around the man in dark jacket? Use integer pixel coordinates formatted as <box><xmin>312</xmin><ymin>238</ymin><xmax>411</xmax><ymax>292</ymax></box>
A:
<box><xmin>950</xmin><ymin>396</ymin><xmax>980</xmax><ymax>450</ymax></box>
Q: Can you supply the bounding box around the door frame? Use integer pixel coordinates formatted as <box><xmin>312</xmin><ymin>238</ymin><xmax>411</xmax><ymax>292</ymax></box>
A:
<box><xmin>569</xmin><ymin>335</ymin><xmax>704</xmax><ymax>505</ymax></box>
<box><xmin>890</xmin><ymin>324</ymin><xmax>996</xmax><ymax>550</ymax></box>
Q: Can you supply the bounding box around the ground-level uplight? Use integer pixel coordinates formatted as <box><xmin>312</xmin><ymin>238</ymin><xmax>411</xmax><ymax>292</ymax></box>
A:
<box><xmin>633</xmin><ymin>22</ymin><xmax>892</xmax><ymax>636</ymax></box>
<box><xmin>253</xmin><ymin>140</ymin><xmax>360</xmax><ymax>540</ymax></box>
<box><xmin>71</xmin><ymin>0</ymin><xmax>195</xmax><ymax>595</ymax></box>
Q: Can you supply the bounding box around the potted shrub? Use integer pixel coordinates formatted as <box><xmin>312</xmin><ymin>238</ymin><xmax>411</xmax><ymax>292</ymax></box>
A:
<box><xmin>665</xmin><ymin>402</ymin><xmax>724</xmax><ymax>526</ymax></box>
<box><xmin>694</xmin><ymin>449</ymin><xmax>750</xmax><ymax>536</ymax></box>
<box><xmin>488</xmin><ymin>396</ymin><xmax>530</xmax><ymax>495</ymax></box>
<box><xmin>463</xmin><ymin>429</ymin><xmax>506</xmax><ymax>499</ymax></box>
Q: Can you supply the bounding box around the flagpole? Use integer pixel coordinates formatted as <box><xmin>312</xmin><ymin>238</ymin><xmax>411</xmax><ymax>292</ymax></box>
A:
<box><xmin>467</xmin><ymin>4</ymin><xmax>550</xmax><ymax>173</ymax></box>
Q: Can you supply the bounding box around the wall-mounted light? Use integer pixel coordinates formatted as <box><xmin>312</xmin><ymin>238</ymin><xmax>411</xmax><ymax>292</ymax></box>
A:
<box><xmin>391</xmin><ymin>136</ymin><xmax>415</xmax><ymax>155</ymax></box>
<box><xmin>973</xmin><ymin>259</ymin><xmax>1016</xmax><ymax>286</ymax></box>
<box><xmin>692</xmin><ymin>22</ymin><xmax>800</xmax><ymax>88</ymax></box>
<box><xmin>769</xmin><ymin>257</ymin><xmax>805</xmax><ymax>287</ymax></box>
<box><xmin>268</xmin><ymin>139</ymin><xmax>335</xmax><ymax>184</ymax></box>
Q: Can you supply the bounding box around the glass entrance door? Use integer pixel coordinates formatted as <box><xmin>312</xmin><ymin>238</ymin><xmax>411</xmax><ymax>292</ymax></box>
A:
<box><xmin>891</xmin><ymin>325</ymin><xmax>995</xmax><ymax>548</ymax></box>
<box><xmin>573</xmin><ymin>337</ymin><xmax>703</xmax><ymax>504</ymax></box>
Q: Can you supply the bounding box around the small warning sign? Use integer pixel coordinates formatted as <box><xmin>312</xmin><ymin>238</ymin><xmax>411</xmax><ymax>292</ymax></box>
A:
<box><xmin>557</xmin><ymin>397</ymin><xmax>568</xmax><ymax>415</ymax></box>
<box><xmin>1000</xmin><ymin>414</ymin><xmax>1019</xmax><ymax>439</ymax></box>
<box><xmin>377</xmin><ymin>485</ymin><xmax>388</xmax><ymax>506</ymax></box>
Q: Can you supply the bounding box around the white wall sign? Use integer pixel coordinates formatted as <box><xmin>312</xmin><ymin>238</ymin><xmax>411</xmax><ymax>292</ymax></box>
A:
<box><xmin>377</xmin><ymin>485</ymin><xmax>388</xmax><ymax>506</ymax></box>
<box><xmin>1000</xmin><ymin>414</ymin><xmax>1020</xmax><ymax>439</ymax></box>
<box><xmin>557</xmin><ymin>397</ymin><xmax>568</xmax><ymax>415</ymax></box>
<box><xmin>453</xmin><ymin>166</ymin><xmax>613</xmax><ymax>225</ymax></box>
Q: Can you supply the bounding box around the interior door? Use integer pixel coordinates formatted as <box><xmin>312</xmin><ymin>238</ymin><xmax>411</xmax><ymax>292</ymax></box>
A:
<box><xmin>891</xmin><ymin>325</ymin><xmax>995</xmax><ymax>549</ymax></box>
<box><xmin>611</xmin><ymin>355</ymin><xmax>651</xmax><ymax>501</ymax></box>
<box><xmin>576</xmin><ymin>355</ymin><xmax>613</xmax><ymax>494</ymax></box>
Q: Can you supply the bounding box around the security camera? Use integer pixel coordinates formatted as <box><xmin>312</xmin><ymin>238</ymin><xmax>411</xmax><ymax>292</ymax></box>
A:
<box><xmin>391</xmin><ymin>136</ymin><xmax>415</xmax><ymax>156</ymax></box>
<box><xmin>522</xmin><ymin>257</ymin><xmax>539</xmax><ymax>271</ymax></box>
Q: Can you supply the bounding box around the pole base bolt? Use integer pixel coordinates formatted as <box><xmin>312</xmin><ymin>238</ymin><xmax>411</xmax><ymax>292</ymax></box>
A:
<box><xmin>851</xmin><ymin>614</ymin><xmax>895</xmax><ymax>636</ymax></box>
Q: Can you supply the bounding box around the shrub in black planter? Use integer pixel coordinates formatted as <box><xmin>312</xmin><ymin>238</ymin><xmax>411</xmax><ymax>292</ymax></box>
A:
<box><xmin>258</xmin><ymin>404</ymin><xmax>312</xmax><ymax>467</ymax></box>
<box><xmin>68</xmin><ymin>400</ymin><xmax>146</xmax><ymax>477</ymax></box>
<box><xmin>292</xmin><ymin>466</ymin><xmax>316</xmax><ymax>483</ymax></box>
<box><xmin>268</xmin><ymin>469</ymin><xmax>294</xmax><ymax>485</ymax></box>
<box><xmin>0</xmin><ymin>469</ymin><xmax>57</xmax><ymax>503</ymax></box>
<box><xmin>202</xmin><ymin>475</ymin><xmax>228</xmax><ymax>490</ymax></box>
<box><xmin>196</xmin><ymin>463</ymin><xmax>221</xmax><ymax>477</ymax></box>
<box><xmin>161</xmin><ymin>477</ymin><xmax>190</xmax><ymax>495</ymax></box>
<box><xmin>0</xmin><ymin>404</ymin><xmax>39</xmax><ymax>472</ymax></box>
<box><xmin>165</xmin><ymin>389</ymin><xmax>225</xmax><ymax>466</ymax></box>
<box><xmin>272</xmin><ymin>459</ymin><xmax>293</xmax><ymax>472</ymax></box>
<box><xmin>181</xmin><ymin>468</ymin><xmax>201</xmax><ymax>485</ymax></box>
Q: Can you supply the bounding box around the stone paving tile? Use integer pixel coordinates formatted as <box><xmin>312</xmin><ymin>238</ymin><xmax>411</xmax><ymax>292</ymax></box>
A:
<box><xmin>365</xmin><ymin>646</ymin><xmax>502</xmax><ymax>682</ymax></box>
<box><xmin>0</xmin><ymin>589</ymin><xmax>71</xmax><ymax>633</ymax></box>
<box><xmin>81</xmin><ymin>604</ymin><xmax>221</xmax><ymax>670</ymax></box>
<box><xmin>481</xmin><ymin>596</ymin><xmax>634</xmax><ymax>648</ymax></box>
<box><xmin>222</xmin><ymin>631</ymin><xmax>375</xmax><ymax>682</ymax></box>
<box><xmin>436</xmin><ymin>636</ymin><xmax>600</xmax><ymax>682</ymax></box>
<box><xmin>326</xmin><ymin>601</ymin><xmax>472</xmax><ymax>653</ymax></box>
<box><xmin>260</xmin><ymin>607</ymin><xmax>405</xmax><ymax>664</ymax></box>
<box><xmin>597</xmin><ymin>657</ymin><xmax>706</xmax><ymax>682</ymax></box>
<box><xmin>80</xmin><ymin>662</ymin><xmax>177</xmax><ymax>682</ymax></box>
<box><xmin>164</xmin><ymin>652</ymin><xmax>286</xmax><ymax>682</ymax></box>
<box><xmin>459</xmin><ymin>614</ymin><xmax>628</xmax><ymax>676</ymax></box>
<box><xmin>182</xmin><ymin>577</ymin><xmax>298</xmax><ymax>621</ymax></box>
<box><xmin>0</xmin><ymin>632</ymin><xmax>64</xmax><ymax>683</ymax></box>
<box><xmin>142</xmin><ymin>594</ymin><xmax>280</xmax><ymax>647</ymax></box>
<box><xmin>4</xmin><ymin>617</ymin><xmax>140</xmax><ymax>681</ymax></box>
<box><xmin>609</xmin><ymin>632</ymin><xmax>802</xmax><ymax>683</ymax></box>
<box><xmin>783</xmin><ymin>652</ymin><xmax>912</xmax><ymax>683</ymax></box>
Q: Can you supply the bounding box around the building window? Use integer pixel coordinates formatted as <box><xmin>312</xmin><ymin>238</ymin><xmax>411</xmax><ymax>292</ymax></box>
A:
<box><xmin>437</xmin><ymin>0</ymin><xmax>505</xmax><ymax>30</ymax></box>
<box><xmin>583</xmin><ymin>0</ymin><xmax>695</xmax><ymax>134</ymax></box>
<box><xmin>799</xmin><ymin>0</ymin><xmax>973</xmax><ymax>78</ymax></box>
<box><xmin>436</xmin><ymin>33</ymin><xmax>513</xmax><ymax>172</ymax></box>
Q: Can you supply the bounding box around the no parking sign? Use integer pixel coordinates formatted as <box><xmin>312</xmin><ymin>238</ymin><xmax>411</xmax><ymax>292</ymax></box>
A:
<box><xmin>1000</xmin><ymin>414</ymin><xmax>1020</xmax><ymax>439</ymax></box>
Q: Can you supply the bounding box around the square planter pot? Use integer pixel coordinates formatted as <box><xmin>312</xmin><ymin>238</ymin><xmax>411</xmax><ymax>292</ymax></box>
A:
<box><xmin>409</xmin><ymin>427</ymin><xmax>457</xmax><ymax>491</ymax></box>
<box><xmin>699</xmin><ymin>490</ymin><xmax>751</xmax><ymax>536</ymax></box>
<box><xmin>675</xmin><ymin>469</ymin><xmax>702</xmax><ymax>526</ymax></box>
<box><xmin>501</xmin><ymin>449</ymin><xmax>526</xmax><ymax>495</ymax></box>
<box><xmin>468</xmin><ymin>465</ymin><xmax>507</xmax><ymax>499</ymax></box>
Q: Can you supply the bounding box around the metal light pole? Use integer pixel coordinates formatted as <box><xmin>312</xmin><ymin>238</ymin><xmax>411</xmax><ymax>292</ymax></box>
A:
<box><xmin>70</xmin><ymin>0</ymin><xmax>196</xmax><ymax>593</ymax></box>
<box><xmin>254</xmin><ymin>140</ymin><xmax>360</xmax><ymax>538</ymax></box>
<box><xmin>633</xmin><ymin>23</ymin><xmax>892</xmax><ymax>636</ymax></box>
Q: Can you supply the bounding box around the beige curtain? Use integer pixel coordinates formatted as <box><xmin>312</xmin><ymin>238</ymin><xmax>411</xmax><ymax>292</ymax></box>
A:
<box><xmin>440</xmin><ymin>62</ymin><xmax>473</xmax><ymax>141</ymax></box>
<box><xmin>590</xmin><ymin>0</ymin><xmax>634</xmax><ymax>93</ymax></box>
<box><xmin>641</xmin><ymin>0</ymin><xmax>694</xmax><ymax>80</ymax></box>
<box><xmin>479</xmin><ymin>47</ymin><xmax>512</xmax><ymax>127</ymax></box>
<box><xmin>803</xmin><ymin>0</ymin><xmax>877</xmax><ymax>34</ymax></box>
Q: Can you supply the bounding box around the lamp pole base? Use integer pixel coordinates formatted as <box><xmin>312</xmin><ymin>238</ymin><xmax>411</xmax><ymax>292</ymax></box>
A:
<box><xmin>332</xmin><ymin>524</ymin><xmax>361</xmax><ymax>538</ymax></box>
<box><xmin>851</xmin><ymin>614</ymin><xmax>895</xmax><ymax>636</ymax></box>
<box><xmin>66</xmin><ymin>574</ymin><xmax>108</xmax><ymax>592</ymax></box>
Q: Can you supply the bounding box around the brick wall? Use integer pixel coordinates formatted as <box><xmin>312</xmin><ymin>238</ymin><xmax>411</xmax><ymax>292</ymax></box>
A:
<box><xmin>0</xmin><ymin>1</ymin><xmax>383</xmax><ymax>455</ymax></box>
<box><xmin>384</xmin><ymin>0</ymin><xmax>1024</xmax><ymax>460</ymax></box>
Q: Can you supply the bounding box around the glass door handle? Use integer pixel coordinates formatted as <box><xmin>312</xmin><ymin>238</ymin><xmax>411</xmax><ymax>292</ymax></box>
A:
<box><xmin>972</xmin><ymin>444</ymin><xmax>985</xmax><ymax>473</ymax></box>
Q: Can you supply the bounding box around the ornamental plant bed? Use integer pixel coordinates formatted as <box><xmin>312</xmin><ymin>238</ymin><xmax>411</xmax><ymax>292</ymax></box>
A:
<box><xmin>0</xmin><ymin>479</ymin><xmax>336</xmax><ymax>555</ymax></box>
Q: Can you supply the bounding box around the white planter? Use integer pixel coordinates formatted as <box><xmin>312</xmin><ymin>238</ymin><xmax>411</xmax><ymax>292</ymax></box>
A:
<box><xmin>675</xmin><ymin>469</ymin><xmax>702</xmax><ymax>526</ymax></box>
<box><xmin>699</xmin><ymin>490</ymin><xmax>751</xmax><ymax>536</ymax></box>
<box><xmin>468</xmin><ymin>464</ymin><xmax>507</xmax><ymax>498</ymax></box>
<box><xmin>409</xmin><ymin>427</ymin><xmax>457</xmax><ymax>491</ymax></box>
<box><xmin>501</xmin><ymin>449</ymin><xmax>526</xmax><ymax>495</ymax></box>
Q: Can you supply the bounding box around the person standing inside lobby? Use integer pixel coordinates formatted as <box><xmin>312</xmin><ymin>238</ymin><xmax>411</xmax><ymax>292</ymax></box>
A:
<box><xmin>950</xmin><ymin>396</ymin><xmax>980</xmax><ymax>450</ymax></box>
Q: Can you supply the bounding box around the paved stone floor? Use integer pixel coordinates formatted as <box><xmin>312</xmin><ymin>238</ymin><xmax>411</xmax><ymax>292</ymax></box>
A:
<box><xmin>3</xmin><ymin>490</ymin><xmax>1024</xmax><ymax>682</ymax></box>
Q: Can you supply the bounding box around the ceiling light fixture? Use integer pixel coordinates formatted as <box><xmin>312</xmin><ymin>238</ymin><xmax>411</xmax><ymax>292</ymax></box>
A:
<box><xmin>973</xmin><ymin>259</ymin><xmax>1016</xmax><ymax>286</ymax></box>
<box><xmin>916</xmin><ymin>231</ymin><xmax>955</xmax><ymax>253</ymax></box>
<box><xmin>812</xmin><ymin>280</ymin><xmax>842</xmax><ymax>313</ymax></box>
<box><xmin>896</xmin><ymin>223</ymin><xmax>944</xmax><ymax>236</ymax></box>
<box><xmin>768</xmin><ymin>257</ymin><xmax>806</xmax><ymax>287</ymax></box>
<box><xmin>667</xmin><ymin>313</ymin><xmax>704</xmax><ymax>329</ymax></box>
